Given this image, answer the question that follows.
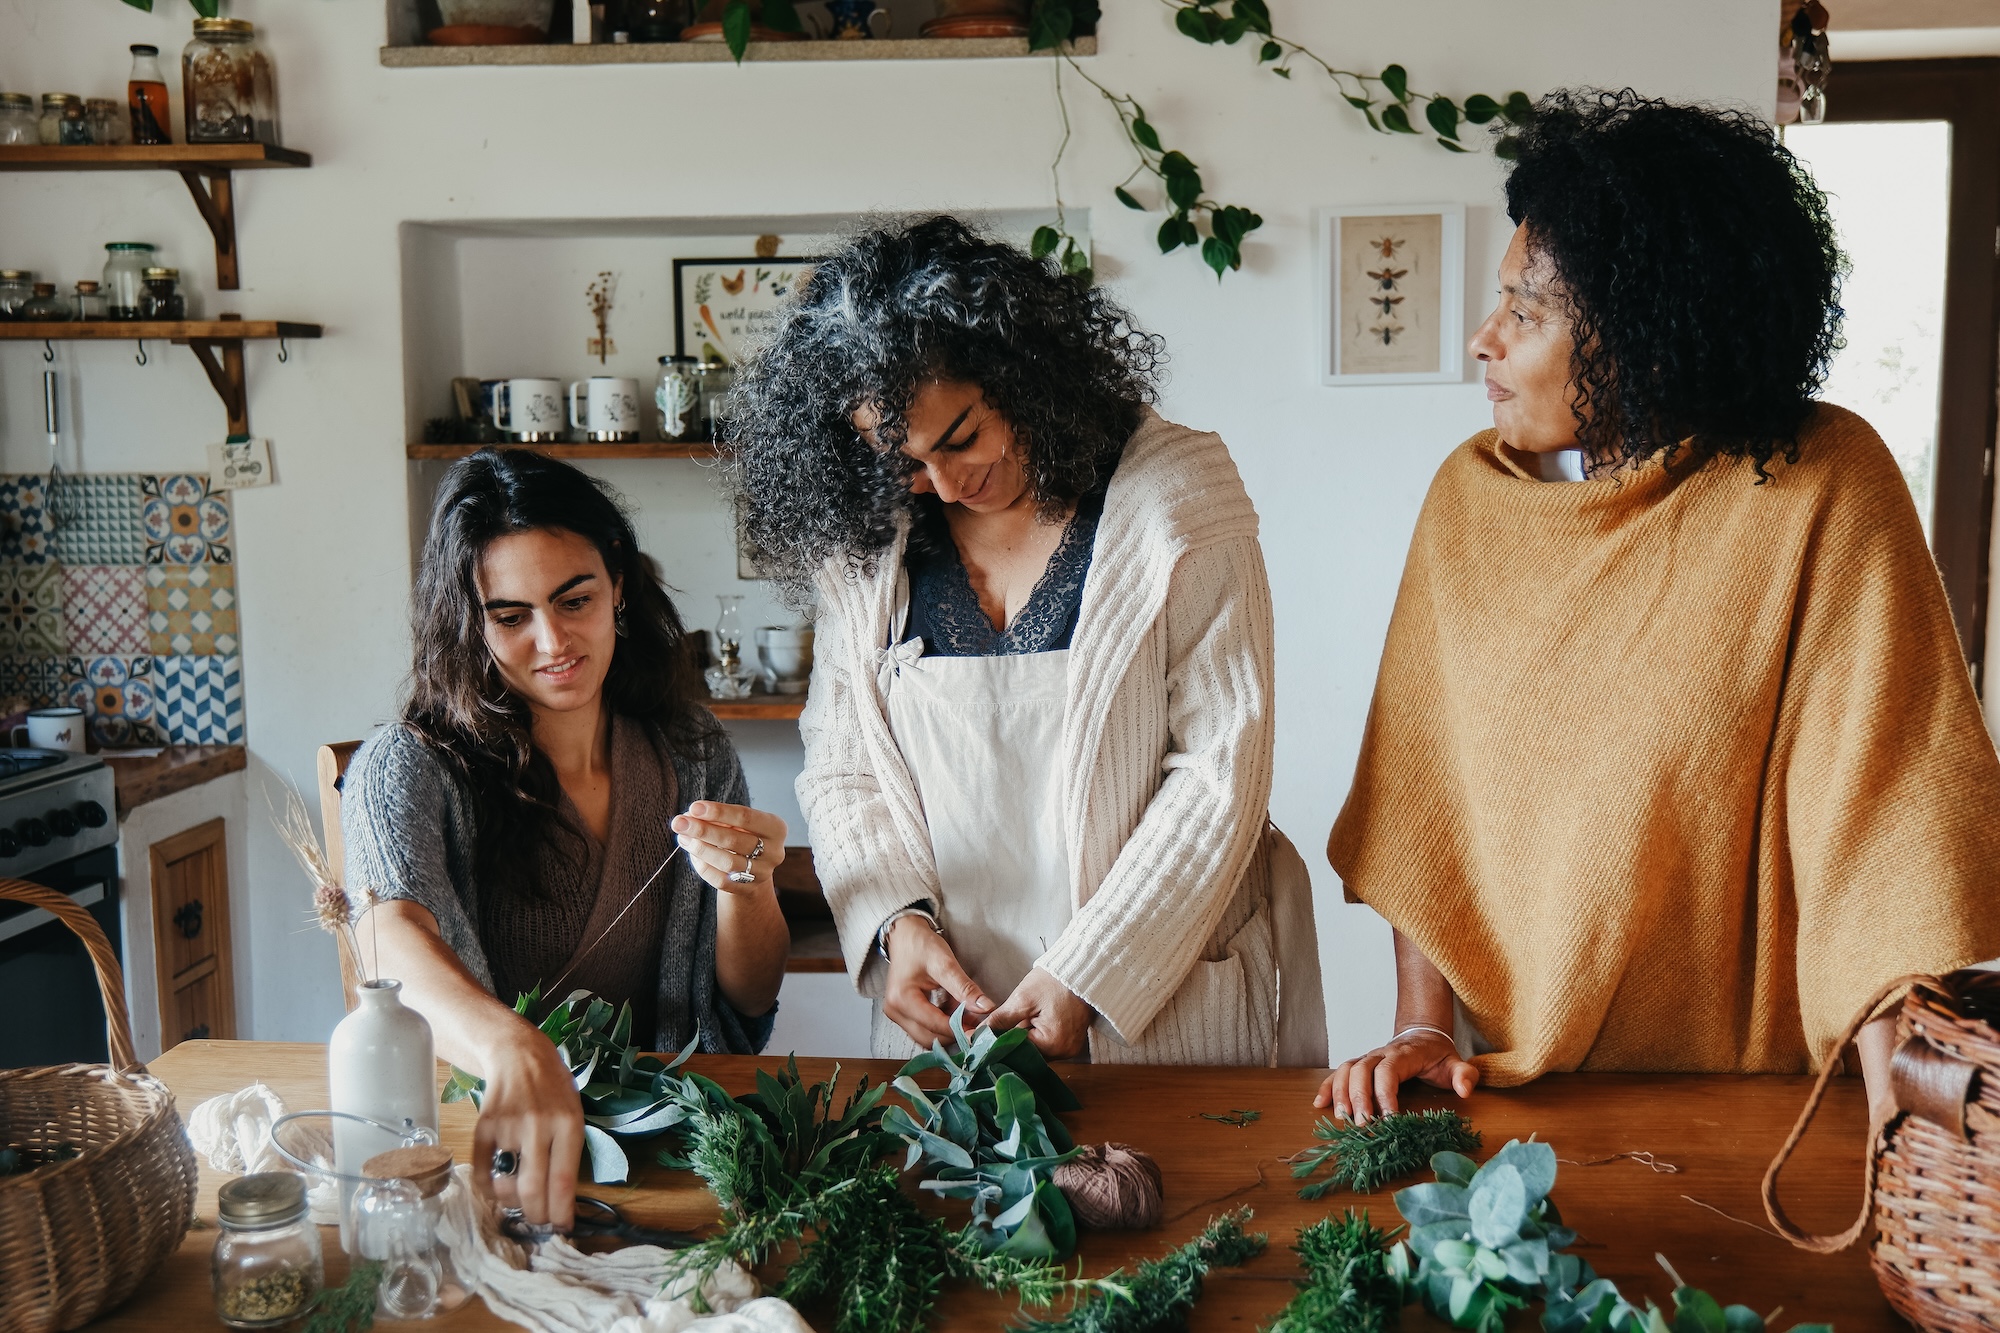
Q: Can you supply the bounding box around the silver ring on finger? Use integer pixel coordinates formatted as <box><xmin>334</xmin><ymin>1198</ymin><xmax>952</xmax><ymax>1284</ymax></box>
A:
<box><xmin>746</xmin><ymin>838</ymin><xmax>765</xmax><ymax>863</ymax></box>
<box><xmin>726</xmin><ymin>852</ymin><xmax>758</xmax><ymax>885</ymax></box>
<box><xmin>491</xmin><ymin>1149</ymin><xmax>519</xmax><ymax>1176</ymax></box>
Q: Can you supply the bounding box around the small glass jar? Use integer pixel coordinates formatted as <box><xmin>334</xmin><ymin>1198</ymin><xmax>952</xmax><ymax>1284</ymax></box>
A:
<box><xmin>213</xmin><ymin>1174</ymin><xmax>323</xmax><ymax>1330</ymax></box>
<box><xmin>183</xmin><ymin>18</ymin><xmax>279</xmax><ymax>145</ymax></box>
<box><xmin>360</xmin><ymin>1145</ymin><xmax>461</xmax><ymax>1318</ymax></box>
<box><xmin>71</xmin><ymin>281</ymin><xmax>107</xmax><ymax>321</ymax></box>
<box><xmin>140</xmin><ymin>267</ymin><xmax>185</xmax><ymax>320</ymax></box>
<box><xmin>19</xmin><ymin>283</ymin><xmax>72</xmax><ymax>321</ymax></box>
<box><xmin>87</xmin><ymin>98</ymin><xmax>128</xmax><ymax>146</ymax></box>
<box><xmin>692</xmin><ymin>355</ymin><xmax>734</xmax><ymax>443</ymax></box>
<box><xmin>0</xmin><ymin>271</ymin><xmax>34</xmax><ymax>319</ymax></box>
<box><xmin>39</xmin><ymin>94</ymin><xmax>81</xmax><ymax>145</ymax></box>
<box><xmin>0</xmin><ymin>94</ymin><xmax>37</xmax><ymax>145</ymax></box>
<box><xmin>102</xmin><ymin>243</ymin><xmax>157</xmax><ymax>319</ymax></box>
<box><xmin>656</xmin><ymin>355</ymin><xmax>701</xmax><ymax>442</ymax></box>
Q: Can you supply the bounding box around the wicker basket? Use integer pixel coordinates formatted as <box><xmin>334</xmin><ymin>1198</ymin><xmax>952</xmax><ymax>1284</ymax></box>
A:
<box><xmin>0</xmin><ymin>878</ymin><xmax>199</xmax><ymax>1333</ymax></box>
<box><xmin>1763</xmin><ymin>970</ymin><xmax>2000</xmax><ymax>1333</ymax></box>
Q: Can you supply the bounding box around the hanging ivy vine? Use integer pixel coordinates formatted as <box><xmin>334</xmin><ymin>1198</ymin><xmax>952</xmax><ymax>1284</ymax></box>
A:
<box><xmin>1030</xmin><ymin>0</ymin><xmax>1537</xmax><ymax>281</ymax></box>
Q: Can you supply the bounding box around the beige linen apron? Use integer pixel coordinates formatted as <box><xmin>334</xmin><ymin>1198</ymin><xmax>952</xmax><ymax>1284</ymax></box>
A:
<box><xmin>871</xmin><ymin>637</ymin><xmax>1073</xmax><ymax>1059</ymax></box>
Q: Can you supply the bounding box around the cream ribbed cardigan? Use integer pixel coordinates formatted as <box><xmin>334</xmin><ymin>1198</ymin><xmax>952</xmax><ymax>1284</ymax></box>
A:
<box><xmin>798</xmin><ymin>409</ymin><xmax>1284</xmax><ymax>1064</ymax></box>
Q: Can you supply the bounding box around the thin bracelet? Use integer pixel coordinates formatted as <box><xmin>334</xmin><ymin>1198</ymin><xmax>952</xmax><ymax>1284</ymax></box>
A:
<box><xmin>1392</xmin><ymin>1024</ymin><xmax>1458</xmax><ymax>1050</ymax></box>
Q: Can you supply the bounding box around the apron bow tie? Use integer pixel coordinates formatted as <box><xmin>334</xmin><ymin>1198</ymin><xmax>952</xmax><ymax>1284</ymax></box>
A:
<box><xmin>877</xmin><ymin>637</ymin><xmax>927</xmax><ymax>692</ymax></box>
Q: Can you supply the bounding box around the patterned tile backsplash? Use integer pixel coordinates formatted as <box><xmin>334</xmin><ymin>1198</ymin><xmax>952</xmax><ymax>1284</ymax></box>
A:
<box><xmin>0</xmin><ymin>473</ymin><xmax>244</xmax><ymax>748</ymax></box>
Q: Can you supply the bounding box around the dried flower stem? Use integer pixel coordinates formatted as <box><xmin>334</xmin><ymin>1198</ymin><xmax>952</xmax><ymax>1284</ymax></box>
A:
<box><xmin>268</xmin><ymin>782</ymin><xmax>375</xmax><ymax>984</ymax></box>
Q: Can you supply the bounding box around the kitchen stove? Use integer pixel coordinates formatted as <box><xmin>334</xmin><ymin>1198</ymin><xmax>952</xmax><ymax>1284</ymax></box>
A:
<box><xmin>0</xmin><ymin>748</ymin><xmax>122</xmax><ymax>1067</ymax></box>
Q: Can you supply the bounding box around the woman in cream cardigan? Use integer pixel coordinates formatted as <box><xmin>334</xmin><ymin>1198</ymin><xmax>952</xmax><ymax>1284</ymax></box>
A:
<box><xmin>724</xmin><ymin>216</ymin><xmax>1324</xmax><ymax>1066</ymax></box>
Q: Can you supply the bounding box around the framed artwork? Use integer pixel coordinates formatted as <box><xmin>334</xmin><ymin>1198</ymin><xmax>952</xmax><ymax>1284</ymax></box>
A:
<box><xmin>1318</xmin><ymin>204</ymin><xmax>1465</xmax><ymax>385</ymax></box>
<box><xmin>673</xmin><ymin>256</ymin><xmax>821</xmax><ymax>365</ymax></box>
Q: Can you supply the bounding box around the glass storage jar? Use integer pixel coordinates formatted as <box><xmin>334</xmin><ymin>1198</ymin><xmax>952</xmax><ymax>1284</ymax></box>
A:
<box><xmin>19</xmin><ymin>284</ymin><xmax>72</xmax><ymax>321</ymax></box>
<box><xmin>183</xmin><ymin>19</ymin><xmax>279</xmax><ymax>145</ymax></box>
<box><xmin>39</xmin><ymin>94</ymin><xmax>81</xmax><ymax>145</ymax></box>
<box><xmin>71</xmin><ymin>281</ymin><xmax>107</xmax><ymax>321</ymax></box>
<box><xmin>128</xmin><ymin>43</ymin><xmax>172</xmax><ymax>144</ymax></box>
<box><xmin>87</xmin><ymin>98</ymin><xmax>128</xmax><ymax>145</ymax></box>
<box><xmin>0</xmin><ymin>94</ymin><xmax>36</xmax><ymax>145</ymax></box>
<box><xmin>656</xmin><ymin>355</ymin><xmax>700</xmax><ymax>442</ymax></box>
<box><xmin>140</xmin><ymin>267</ymin><xmax>186</xmax><ymax>319</ymax></box>
<box><xmin>0</xmin><ymin>271</ymin><xmax>33</xmax><ymax>319</ymax></box>
<box><xmin>102</xmin><ymin>243</ymin><xmax>157</xmax><ymax>319</ymax></box>
<box><xmin>692</xmin><ymin>355</ymin><xmax>734</xmax><ymax>443</ymax></box>
<box><xmin>359</xmin><ymin>1145</ymin><xmax>462</xmax><ymax>1318</ymax></box>
<box><xmin>212</xmin><ymin>1173</ymin><xmax>323</xmax><ymax>1330</ymax></box>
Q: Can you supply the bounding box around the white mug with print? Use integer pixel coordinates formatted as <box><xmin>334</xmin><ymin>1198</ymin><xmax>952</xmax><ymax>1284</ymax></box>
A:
<box><xmin>566</xmin><ymin>376</ymin><xmax>641</xmax><ymax>442</ymax></box>
<box><xmin>12</xmin><ymin>707</ymin><xmax>85</xmax><ymax>752</ymax></box>
<box><xmin>491</xmin><ymin>378</ymin><xmax>565</xmax><ymax>441</ymax></box>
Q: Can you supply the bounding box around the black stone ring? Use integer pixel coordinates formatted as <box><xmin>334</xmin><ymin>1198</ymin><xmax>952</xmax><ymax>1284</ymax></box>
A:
<box><xmin>491</xmin><ymin>1149</ymin><xmax>519</xmax><ymax>1176</ymax></box>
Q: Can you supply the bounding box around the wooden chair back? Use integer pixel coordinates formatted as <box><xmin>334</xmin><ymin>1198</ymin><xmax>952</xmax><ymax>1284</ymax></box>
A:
<box><xmin>317</xmin><ymin>741</ymin><xmax>363</xmax><ymax>1010</ymax></box>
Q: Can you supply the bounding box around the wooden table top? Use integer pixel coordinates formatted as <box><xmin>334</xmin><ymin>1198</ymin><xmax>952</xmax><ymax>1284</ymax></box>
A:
<box><xmin>92</xmin><ymin>1042</ymin><xmax>1901</xmax><ymax>1331</ymax></box>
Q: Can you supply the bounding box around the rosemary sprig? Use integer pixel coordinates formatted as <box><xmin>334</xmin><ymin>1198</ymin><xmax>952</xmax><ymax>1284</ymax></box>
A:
<box><xmin>1266</xmin><ymin>1210</ymin><xmax>1403</xmax><ymax>1333</ymax></box>
<box><xmin>1013</xmin><ymin>1209</ymin><xmax>1267</xmax><ymax>1333</ymax></box>
<box><xmin>1198</xmin><ymin>1108</ymin><xmax>1262</xmax><ymax>1128</ymax></box>
<box><xmin>299</xmin><ymin>1260</ymin><xmax>383</xmax><ymax>1333</ymax></box>
<box><xmin>1292</xmin><ymin>1109</ymin><xmax>1480</xmax><ymax>1199</ymax></box>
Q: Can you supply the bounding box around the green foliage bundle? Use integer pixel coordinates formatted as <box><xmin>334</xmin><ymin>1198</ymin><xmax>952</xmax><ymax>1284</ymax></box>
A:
<box><xmin>1015</xmin><ymin>1208</ymin><xmax>1267</xmax><ymax>1333</ymax></box>
<box><xmin>1542</xmin><ymin>1255</ymin><xmax>1831</xmax><ymax>1333</ymax></box>
<box><xmin>1265</xmin><ymin>1210</ymin><xmax>1403</xmax><ymax>1333</ymax></box>
<box><xmin>1292</xmin><ymin>1109</ymin><xmax>1482</xmax><ymax>1199</ymax></box>
<box><xmin>442</xmin><ymin>987</ymin><xmax>701</xmax><ymax>1184</ymax></box>
<box><xmin>882</xmin><ymin>1008</ymin><xmax>1085</xmax><ymax>1260</ymax></box>
<box><xmin>299</xmin><ymin>1260</ymin><xmax>383</xmax><ymax>1333</ymax></box>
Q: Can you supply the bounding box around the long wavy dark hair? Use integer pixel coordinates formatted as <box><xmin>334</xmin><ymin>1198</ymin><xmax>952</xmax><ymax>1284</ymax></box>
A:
<box><xmin>1501</xmin><ymin>89</ymin><xmax>1845</xmax><ymax>477</ymax></box>
<box><xmin>401</xmin><ymin>449</ymin><xmax>717</xmax><ymax>889</ymax></box>
<box><xmin>721</xmin><ymin>215</ymin><xmax>1166</xmax><ymax>593</ymax></box>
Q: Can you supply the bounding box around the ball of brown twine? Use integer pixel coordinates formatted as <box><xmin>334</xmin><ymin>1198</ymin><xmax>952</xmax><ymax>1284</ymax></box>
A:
<box><xmin>1054</xmin><ymin>1141</ymin><xmax>1164</xmax><ymax>1230</ymax></box>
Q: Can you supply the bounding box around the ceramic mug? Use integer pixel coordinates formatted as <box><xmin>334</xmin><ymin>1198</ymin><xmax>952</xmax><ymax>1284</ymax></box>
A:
<box><xmin>11</xmin><ymin>706</ymin><xmax>85</xmax><ymax>752</ymax></box>
<box><xmin>756</xmin><ymin>626</ymin><xmax>814</xmax><ymax>694</ymax></box>
<box><xmin>567</xmin><ymin>376</ymin><xmax>641</xmax><ymax>442</ymax></box>
<box><xmin>490</xmin><ymin>377</ymin><xmax>564</xmax><ymax>441</ymax></box>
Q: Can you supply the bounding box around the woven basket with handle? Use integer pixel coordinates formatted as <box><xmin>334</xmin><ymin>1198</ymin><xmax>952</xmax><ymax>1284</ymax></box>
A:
<box><xmin>0</xmin><ymin>877</ymin><xmax>199</xmax><ymax>1333</ymax></box>
<box><xmin>1763</xmin><ymin>968</ymin><xmax>2000</xmax><ymax>1333</ymax></box>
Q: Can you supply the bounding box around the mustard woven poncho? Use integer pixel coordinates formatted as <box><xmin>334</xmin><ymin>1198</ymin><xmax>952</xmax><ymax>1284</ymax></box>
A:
<box><xmin>1329</xmin><ymin>404</ymin><xmax>2000</xmax><ymax>1083</ymax></box>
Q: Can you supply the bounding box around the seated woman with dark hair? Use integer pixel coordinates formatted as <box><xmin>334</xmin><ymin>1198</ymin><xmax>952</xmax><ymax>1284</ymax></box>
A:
<box><xmin>342</xmin><ymin>450</ymin><xmax>789</xmax><ymax>1228</ymax></box>
<box><xmin>1324</xmin><ymin>90</ymin><xmax>2000</xmax><ymax>1120</ymax></box>
<box><xmin>725</xmin><ymin>215</ymin><xmax>1325</xmax><ymax>1068</ymax></box>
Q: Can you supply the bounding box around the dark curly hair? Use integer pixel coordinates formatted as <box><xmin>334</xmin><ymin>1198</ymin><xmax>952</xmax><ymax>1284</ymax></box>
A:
<box><xmin>401</xmin><ymin>449</ymin><xmax>718</xmax><ymax>893</ymax></box>
<box><xmin>1501</xmin><ymin>89</ymin><xmax>1844</xmax><ymax>477</ymax></box>
<box><xmin>721</xmin><ymin>215</ymin><xmax>1165</xmax><ymax>592</ymax></box>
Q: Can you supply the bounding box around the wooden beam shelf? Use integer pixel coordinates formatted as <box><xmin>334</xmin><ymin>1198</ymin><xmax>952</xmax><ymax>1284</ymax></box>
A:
<box><xmin>2</xmin><ymin>320</ymin><xmax>322</xmax><ymax>436</ymax></box>
<box><xmin>381</xmin><ymin>35</ymin><xmax>1093</xmax><ymax>67</ymax></box>
<box><xmin>0</xmin><ymin>143</ymin><xmax>311</xmax><ymax>290</ymax></box>
<box><xmin>408</xmin><ymin>440</ymin><xmax>718</xmax><ymax>460</ymax></box>
<box><xmin>705</xmin><ymin>694</ymin><xmax>805</xmax><ymax>721</ymax></box>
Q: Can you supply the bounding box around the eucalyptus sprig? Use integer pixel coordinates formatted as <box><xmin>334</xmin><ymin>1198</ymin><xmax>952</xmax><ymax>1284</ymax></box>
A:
<box><xmin>1266</xmin><ymin>1210</ymin><xmax>1404</xmax><ymax>1333</ymax></box>
<box><xmin>882</xmin><ymin>1005</ymin><xmax>1086</xmax><ymax>1260</ymax></box>
<box><xmin>441</xmin><ymin>986</ymin><xmax>700</xmax><ymax>1184</ymax></box>
<box><xmin>1013</xmin><ymin>1208</ymin><xmax>1267</xmax><ymax>1333</ymax></box>
<box><xmin>1292</xmin><ymin>1108</ymin><xmax>1481</xmax><ymax>1199</ymax></box>
<box><xmin>1542</xmin><ymin>1255</ymin><xmax>1832</xmax><ymax>1333</ymax></box>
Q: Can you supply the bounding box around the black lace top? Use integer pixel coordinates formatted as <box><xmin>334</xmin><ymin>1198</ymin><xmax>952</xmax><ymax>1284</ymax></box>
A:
<box><xmin>904</xmin><ymin>488</ymin><xmax>1107</xmax><ymax>656</ymax></box>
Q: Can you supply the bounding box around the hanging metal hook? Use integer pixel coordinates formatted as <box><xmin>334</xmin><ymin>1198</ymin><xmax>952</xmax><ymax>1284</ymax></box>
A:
<box><xmin>41</xmin><ymin>340</ymin><xmax>54</xmax><ymax>363</ymax></box>
<box><xmin>135</xmin><ymin>340</ymin><xmax>148</xmax><ymax>367</ymax></box>
<box><xmin>276</xmin><ymin>337</ymin><xmax>289</xmax><ymax>364</ymax></box>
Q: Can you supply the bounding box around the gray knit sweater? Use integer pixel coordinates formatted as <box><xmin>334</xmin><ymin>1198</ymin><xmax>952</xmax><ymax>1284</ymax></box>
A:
<box><xmin>341</xmin><ymin>719</ymin><xmax>774</xmax><ymax>1055</ymax></box>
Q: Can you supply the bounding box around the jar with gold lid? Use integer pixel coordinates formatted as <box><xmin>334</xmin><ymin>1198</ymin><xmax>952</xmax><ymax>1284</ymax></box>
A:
<box><xmin>211</xmin><ymin>1173</ymin><xmax>323</xmax><ymax>1329</ymax></box>
<box><xmin>140</xmin><ymin>267</ymin><xmax>186</xmax><ymax>320</ymax></box>
<box><xmin>183</xmin><ymin>18</ymin><xmax>279</xmax><ymax>145</ymax></box>
<box><xmin>39</xmin><ymin>93</ymin><xmax>83</xmax><ymax>145</ymax></box>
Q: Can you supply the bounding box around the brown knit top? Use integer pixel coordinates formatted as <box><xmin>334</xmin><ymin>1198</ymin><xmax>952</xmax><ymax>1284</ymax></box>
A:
<box><xmin>1330</xmin><ymin>404</ymin><xmax>2000</xmax><ymax>1083</ymax></box>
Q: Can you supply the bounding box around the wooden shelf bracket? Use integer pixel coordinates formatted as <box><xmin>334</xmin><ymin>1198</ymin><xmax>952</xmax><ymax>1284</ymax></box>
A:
<box><xmin>184</xmin><ymin>337</ymin><xmax>249</xmax><ymax>436</ymax></box>
<box><xmin>178</xmin><ymin>168</ymin><xmax>240</xmax><ymax>290</ymax></box>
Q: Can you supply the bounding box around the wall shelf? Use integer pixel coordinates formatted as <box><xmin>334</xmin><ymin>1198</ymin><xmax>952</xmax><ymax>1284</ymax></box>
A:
<box><xmin>0</xmin><ymin>144</ymin><xmax>311</xmax><ymax>290</ymax></box>
<box><xmin>381</xmin><ymin>34</ymin><xmax>1092</xmax><ymax>66</ymax></box>
<box><xmin>706</xmin><ymin>695</ymin><xmax>805</xmax><ymax>721</ymax></box>
<box><xmin>408</xmin><ymin>440</ymin><xmax>718</xmax><ymax>460</ymax></box>
<box><xmin>2</xmin><ymin>320</ymin><xmax>322</xmax><ymax>436</ymax></box>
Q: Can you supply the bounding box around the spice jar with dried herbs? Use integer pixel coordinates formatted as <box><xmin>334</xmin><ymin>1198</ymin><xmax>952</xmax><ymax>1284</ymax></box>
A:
<box><xmin>212</xmin><ymin>1172</ymin><xmax>323</xmax><ymax>1329</ymax></box>
<box><xmin>183</xmin><ymin>18</ymin><xmax>279</xmax><ymax>145</ymax></box>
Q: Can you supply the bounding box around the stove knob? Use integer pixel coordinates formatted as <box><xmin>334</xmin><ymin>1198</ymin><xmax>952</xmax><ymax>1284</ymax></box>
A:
<box><xmin>76</xmin><ymin>800</ymin><xmax>108</xmax><ymax>829</ymax></box>
<box><xmin>47</xmin><ymin>809</ymin><xmax>79</xmax><ymax>838</ymax></box>
<box><xmin>0</xmin><ymin>829</ymin><xmax>19</xmax><ymax>858</ymax></box>
<box><xmin>17</xmin><ymin>818</ymin><xmax>49</xmax><ymax>848</ymax></box>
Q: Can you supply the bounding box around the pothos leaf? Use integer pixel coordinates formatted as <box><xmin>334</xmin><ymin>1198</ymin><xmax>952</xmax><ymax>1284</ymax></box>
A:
<box><xmin>1259</xmin><ymin>40</ymin><xmax>1282</xmax><ymax>63</ymax></box>
<box><xmin>190</xmin><ymin>0</ymin><xmax>220</xmax><ymax>15</ymax></box>
<box><xmin>1380</xmin><ymin>103</ymin><xmax>1420</xmax><ymax>134</ymax></box>
<box><xmin>1114</xmin><ymin>185</ymin><xmax>1145</xmax><ymax>210</ymax></box>
<box><xmin>1028</xmin><ymin>0</ymin><xmax>1074</xmax><ymax>51</ymax></box>
<box><xmin>121</xmin><ymin>0</ymin><xmax>155</xmax><ymax>10</ymax></box>
<box><xmin>1200</xmin><ymin>236</ymin><xmax>1236</xmax><ymax>280</ymax></box>
<box><xmin>1175</xmin><ymin>5</ymin><xmax>1216</xmax><ymax>43</ymax></box>
<box><xmin>722</xmin><ymin>0</ymin><xmax>753</xmax><ymax>62</ymax></box>
<box><xmin>1159</xmin><ymin>215</ymin><xmax>1189</xmax><ymax>254</ymax></box>
<box><xmin>1132</xmin><ymin>117</ymin><xmax>1162</xmax><ymax>152</ymax></box>
<box><xmin>1030</xmin><ymin>225</ymin><xmax>1061</xmax><ymax>260</ymax></box>
<box><xmin>1380</xmin><ymin>62</ymin><xmax>1410</xmax><ymax>102</ymax></box>
<box><xmin>1425</xmin><ymin>95</ymin><xmax>1462</xmax><ymax>140</ymax></box>
<box><xmin>1234</xmin><ymin>0</ymin><xmax>1273</xmax><ymax>34</ymax></box>
<box><xmin>1463</xmin><ymin>93</ymin><xmax>1503</xmax><ymax>124</ymax></box>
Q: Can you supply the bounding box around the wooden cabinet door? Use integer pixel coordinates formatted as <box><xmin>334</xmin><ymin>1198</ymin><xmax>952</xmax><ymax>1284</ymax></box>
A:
<box><xmin>151</xmin><ymin>817</ymin><xmax>236</xmax><ymax>1049</ymax></box>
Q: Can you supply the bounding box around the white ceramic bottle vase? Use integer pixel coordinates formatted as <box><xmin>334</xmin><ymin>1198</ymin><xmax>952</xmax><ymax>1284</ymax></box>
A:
<box><xmin>328</xmin><ymin>979</ymin><xmax>439</xmax><ymax>1252</ymax></box>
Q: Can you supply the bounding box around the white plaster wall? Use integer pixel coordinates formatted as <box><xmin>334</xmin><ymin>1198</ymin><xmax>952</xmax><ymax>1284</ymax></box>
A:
<box><xmin>0</xmin><ymin>0</ymin><xmax>1775</xmax><ymax>1059</ymax></box>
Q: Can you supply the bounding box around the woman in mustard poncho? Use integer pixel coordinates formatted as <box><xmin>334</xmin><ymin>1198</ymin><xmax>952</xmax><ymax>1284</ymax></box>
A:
<box><xmin>1322</xmin><ymin>90</ymin><xmax>2000</xmax><ymax>1121</ymax></box>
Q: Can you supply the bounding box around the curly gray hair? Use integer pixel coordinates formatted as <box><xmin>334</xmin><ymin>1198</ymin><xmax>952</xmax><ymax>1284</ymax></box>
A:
<box><xmin>720</xmin><ymin>215</ymin><xmax>1165</xmax><ymax>595</ymax></box>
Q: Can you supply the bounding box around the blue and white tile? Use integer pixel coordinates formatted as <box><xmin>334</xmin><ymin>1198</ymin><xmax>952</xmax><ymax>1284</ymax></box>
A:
<box><xmin>154</xmin><ymin>653</ymin><xmax>244</xmax><ymax>745</ymax></box>
<box><xmin>0</xmin><ymin>655</ymin><xmax>64</xmax><ymax>709</ymax></box>
<box><xmin>0</xmin><ymin>477</ymin><xmax>54</xmax><ymax>565</ymax></box>
<box><xmin>143</xmin><ymin>474</ymin><xmax>232</xmax><ymax>565</ymax></box>
<box><xmin>61</xmin><ymin>653</ymin><xmax>162</xmax><ymax>746</ymax></box>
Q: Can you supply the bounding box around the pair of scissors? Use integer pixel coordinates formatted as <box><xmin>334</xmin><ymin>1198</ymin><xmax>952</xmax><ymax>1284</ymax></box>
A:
<box><xmin>501</xmin><ymin>1196</ymin><xmax>698</xmax><ymax>1249</ymax></box>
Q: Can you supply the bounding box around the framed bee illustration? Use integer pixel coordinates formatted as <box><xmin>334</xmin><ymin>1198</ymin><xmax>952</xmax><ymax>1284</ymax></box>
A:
<box><xmin>1318</xmin><ymin>204</ymin><xmax>1464</xmax><ymax>385</ymax></box>
<box><xmin>673</xmin><ymin>256</ymin><xmax>822</xmax><ymax>366</ymax></box>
